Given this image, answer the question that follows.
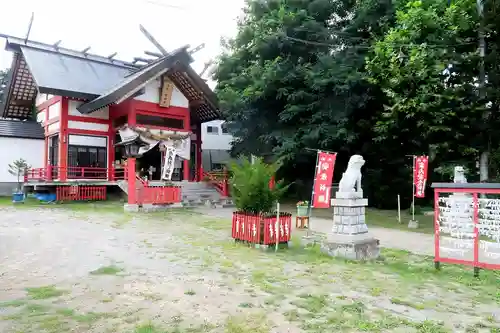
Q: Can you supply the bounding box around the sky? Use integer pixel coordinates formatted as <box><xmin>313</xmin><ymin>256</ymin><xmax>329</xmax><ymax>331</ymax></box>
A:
<box><xmin>0</xmin><ymin>0</ymin><xmax>245</xmax><ymax>88</ymax></box>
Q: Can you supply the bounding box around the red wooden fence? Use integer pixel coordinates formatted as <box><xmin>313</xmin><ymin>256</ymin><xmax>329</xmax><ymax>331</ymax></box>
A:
<box><xmin>138</xmin><ymin>186</ymin><xmax>181</xmax><ymax>204</ymax></box>
<box><xmin>56</xmin><ymin>186</ymin><xmax>107</xmax><ymax>202</ymax></box>
<box><xmin>232</xmin><ymin>212</ymin><xmax>292</xmax><ymax>245</ymax></box>
<box><xmin>432</xmin><ymin>183</ymin><xmax>500</xmax><ymax>276</ymax></box>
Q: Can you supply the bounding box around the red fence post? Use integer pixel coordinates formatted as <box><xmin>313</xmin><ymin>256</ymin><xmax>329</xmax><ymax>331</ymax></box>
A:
<box><xmin>223</xmin><ymin>167</ymin><xmax>229</xmax><ymax>197</ymax></box>
<box><xmin>473</xmin><ymin>192</ymin><xmax>480</xmax><ymax>275</ymax></box>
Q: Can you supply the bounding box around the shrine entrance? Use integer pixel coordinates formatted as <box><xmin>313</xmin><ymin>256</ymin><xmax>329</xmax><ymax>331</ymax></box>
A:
<box><xmin>138</xmin><ymin>145</ymin><xmax>162</xmax><ymax>180</ymax></box>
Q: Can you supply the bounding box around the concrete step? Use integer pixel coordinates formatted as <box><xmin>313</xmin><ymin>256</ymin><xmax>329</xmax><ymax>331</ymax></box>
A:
<box><xmin>181</xmin><ymin>198</ymin><xmax>235</xmax><ymax>209</ymax></box>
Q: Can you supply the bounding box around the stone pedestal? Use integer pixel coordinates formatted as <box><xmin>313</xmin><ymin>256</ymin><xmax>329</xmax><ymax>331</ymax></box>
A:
<box><xmin>321</xmin><ymin>193</ymin><xmax>380</xmax><ymax>260</ymax></box>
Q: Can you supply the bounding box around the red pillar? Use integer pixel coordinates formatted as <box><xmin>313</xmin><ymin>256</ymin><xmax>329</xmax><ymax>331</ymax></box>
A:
<box><xmin>196</xmin><ymin>124</ymin><xmax>203</xmax><ymax>181</ymax></box>
<box><xmin>107</xmin><ymin>117</ymin><xmax>115</xmax><ymax>181</ymax></box>
<box><xmin>59</xmin><ymin>98</ymin><xmax>69</xmax><ymax>181</ymax></box>
<box><xmin>183</xmin><ymin>108</ymin><xmax>191</xmax><ymax>182</ymax></box>
<box><xmin>127</xmin><ymin>157</ymin><xmax>137</xmax><ymax>204</ymax></box>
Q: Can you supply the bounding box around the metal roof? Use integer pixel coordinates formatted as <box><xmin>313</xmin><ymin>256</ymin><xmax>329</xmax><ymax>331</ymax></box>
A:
<box><xmin>0</xmin><ymin>119</ymin><xmax>44</xmax><ymax>139</ymax></box>
<box><xmin>77</xmin><ymin>46</ymin><xmax>192</xmax><ymax>114</ymax></box>
<box><xmin>1</xmin><ymin>34</ymin><xmax>223</xmax><ymax>123</ymax></box>
<box><xmin>21</xmin><ymin>46</ymin><xmax>133</xmax><ymax>98</ymax></box>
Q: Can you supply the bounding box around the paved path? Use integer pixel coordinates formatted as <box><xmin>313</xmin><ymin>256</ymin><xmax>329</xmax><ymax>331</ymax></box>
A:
<box><xmin>195</xmin><ymin>207</ymin><xmax>435</xmax><ymax>256</ymax></box>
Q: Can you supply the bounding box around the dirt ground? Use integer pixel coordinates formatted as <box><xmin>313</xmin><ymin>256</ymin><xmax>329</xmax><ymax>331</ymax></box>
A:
<box><xmin>0</xmin><ymin>206</ymin><xmax>499</xmax><ymax>333</ymax></box>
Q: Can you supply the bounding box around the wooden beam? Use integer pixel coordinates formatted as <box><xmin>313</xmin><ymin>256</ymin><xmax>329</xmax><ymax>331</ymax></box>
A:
<box><xmin>11</xmin><ymin>99</ymin><xmax>33</xmax><ymax>107</ymax></box>
<box><xmin>24</xmin><ymin>12</ymin><xmax>34</xmax><ymax>44</ymax></box>
<box><xmin>188</xmin><ymin>43</ymin><xmax>205</xmax><ymax>55</ymax></box>
<box><xmin>139</xmin><ymin>24</ymin><xmax>168</xmax><ymax>55</ymax></box>
<box><xmin>133</xmin><ymin>57</ymin><xmax>153</xmax><ymax>63</ymax></box>
<box><xmin>144</xmin><ymin>50</ymin><xmax>162</xmax><ymax>58</ymax></box>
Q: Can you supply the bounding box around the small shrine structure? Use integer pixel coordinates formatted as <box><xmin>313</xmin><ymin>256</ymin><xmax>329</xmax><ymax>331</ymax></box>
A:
<box><xmin>0</xmin><ymin>32</ymin><xmax>226</xmax><ymax>208</ymax></box>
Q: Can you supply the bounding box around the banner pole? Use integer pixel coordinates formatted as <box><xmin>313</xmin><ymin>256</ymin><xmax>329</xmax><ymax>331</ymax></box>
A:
<box><xmin>412</xmin><ymin>155</ymin><xmax>416</xmax><ymax>221</ymax></box>
<box><xmin>275</xmin><ymin>201</ymin><xmax>280</xmax><ymax>252</ymax></box>
<box><xmin>307</xmin><ymin>150</ymin><xmax>321</xmax><ymax>237</ymax></box>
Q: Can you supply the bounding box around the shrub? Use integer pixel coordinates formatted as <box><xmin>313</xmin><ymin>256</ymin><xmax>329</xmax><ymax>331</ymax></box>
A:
<box><xmin>229</xmin><ymin>157</ymin><xmax>288</xmax><ymax>214</ymax></box>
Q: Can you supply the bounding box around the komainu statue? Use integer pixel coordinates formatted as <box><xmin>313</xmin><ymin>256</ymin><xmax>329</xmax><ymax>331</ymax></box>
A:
<box><xmin>338</xmin><ymin>155</ymin><xmax>365</xmax><ymax>194</ymax></box>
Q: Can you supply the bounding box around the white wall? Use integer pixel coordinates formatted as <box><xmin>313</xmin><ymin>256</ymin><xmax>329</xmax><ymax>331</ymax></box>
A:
<box><xmin>68</xmin><ymin>101</ymin><xmax>109</xmax><ymax>119</ymax></box>
<box><xmin>68</xmin><ymin>135</ymin><xmax>107</xmax><ymax>147</ymax></box>
<box><xmin>0</xmin><ymin>137</ymin><xmax>44</xmax><ymax>182</ymax></box>
<box><xmin>68</xmin><ymin>121</ymin><xmax>109</xmax><ymax>132</ymax></box>
<box><xmin>201</xmin><ymin>120</ymin><xmax>233</xmax><ymax>151</ymax></box>
<box><xmin>134</xmin><ymin>79</ymin><xmax>189</xmax><ymax>108</ymax></box>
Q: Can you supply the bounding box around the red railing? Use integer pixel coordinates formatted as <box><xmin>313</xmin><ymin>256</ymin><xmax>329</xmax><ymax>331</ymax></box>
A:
<box><xmin>432</xmin><ymin>183</ymin><xmax>500</xmax><ymax>276</ymax></box>
<box><xmin>232</xmin><ymin>211</ymin><xmax>292</xmax><ymax>245</ymax></box>
<box><xmin>137</xmin><ymin>185</ymin><xmax>181</xmax><ymax>204</ymax></box>
<box><xmin>56</xmin><ymin>185</ymin><xmax>107</xmax><ymax>201</ymax></box>
<box><xmin>203</xmin><ymin>170</ymin><xmax>229</xmax><ymax>197</ymax></box>
<box><xmin>24</xmin><ymin>166</ymin><xmax>126</xmax><ymax>182</ymax></box>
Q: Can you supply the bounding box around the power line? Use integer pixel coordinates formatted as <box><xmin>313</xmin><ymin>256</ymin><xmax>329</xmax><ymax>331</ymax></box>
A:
<box><xmin>284</xmin><ymin>35</ymin><xmax>477</xmax><ymax>49</ymax></box>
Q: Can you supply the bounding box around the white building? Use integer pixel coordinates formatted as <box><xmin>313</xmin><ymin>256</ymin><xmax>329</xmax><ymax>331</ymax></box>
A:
<box><xmin>201</xmin><ymin>120</ymin><xmax>233</xmax><ymax>171</ymax></box>
<box><xmin>0</xmin><ymin>119</ymin><xmax>44</xmax><ymax>195</ymax></box>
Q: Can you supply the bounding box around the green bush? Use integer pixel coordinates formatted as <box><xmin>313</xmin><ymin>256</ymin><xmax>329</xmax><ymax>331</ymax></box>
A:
<box><xmin>229</xmin><ymin>157</ymin><xmax>288</xmax><ymax>214</ymax></box>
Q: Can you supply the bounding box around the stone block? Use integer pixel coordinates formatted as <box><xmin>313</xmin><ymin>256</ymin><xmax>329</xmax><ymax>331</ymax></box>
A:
<box><xmin>123</xmin><ymin>204</ymin><xmax>139</xmax><ymax>212</ymax></box>
<box><xmin>331</xmin><ymin>198</ymin><xmax>368</xmax><ymax>207</ymax></box>
<box><xmin>321</xmin><ymin>237</ymin><xmax>380</xmax><ymax>260</ymax></box>
<box><xmin>335</xmin><ymin>191</ymin><xmax>364</xmax><ymax>199</ymax></box>
<box><xmin>408</xmin><ymin>220</ymin><xmax>419</xmax><ymax>229</ymax></box>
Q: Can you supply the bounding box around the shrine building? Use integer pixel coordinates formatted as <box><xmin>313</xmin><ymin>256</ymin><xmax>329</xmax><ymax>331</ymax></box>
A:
<box><xmin>0</xmin><ymin>34</ymin><xmax>230</xmax><ymax>207</ymax></box>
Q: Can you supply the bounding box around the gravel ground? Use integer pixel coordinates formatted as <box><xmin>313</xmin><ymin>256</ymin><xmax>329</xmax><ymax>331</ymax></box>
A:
<box><xmin>0</xmin><ymin>206</ymin><xmax>499</xmax><ymax>333</ymax></box>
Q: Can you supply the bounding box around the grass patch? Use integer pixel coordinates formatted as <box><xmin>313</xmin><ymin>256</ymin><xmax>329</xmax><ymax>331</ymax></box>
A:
<box><xmin>26</xmin><ymin>286</ymin><xmax>66</xmax><ymax>300</ymax></box>
<box><xmin>225</xmin><ymin>313</ymin><xmax>270</xmax><ymax>333</ymax></box>
<box><xmin>184</xmin><ymin>289</ymin><xmax>196</xmax><ymax>296</ymax></box>
<box><xmin>89</xmin><ymin>265</ymin><xmax>123</xmax><ymax>275</ymax></box>
<box><xmin>390</xmin><ymin>297</ymin><xmax>426</xmax><ymax>310</ymax></box>
<box><xmin>2</xmin><ymin>301</ymin><xmax>114</xmax><ymax>333</ymax></box>
<box><xmin>0</xmin><ymin>300</ymin><xmax>26</xmax><ymax>307</ymax></box>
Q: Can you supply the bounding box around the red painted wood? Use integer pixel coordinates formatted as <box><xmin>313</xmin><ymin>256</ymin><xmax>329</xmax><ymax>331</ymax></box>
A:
<box><xmin>231</xmin><ymin>212</ymin><xmax>291</xmax><ymax>245</ymax></box>
<box><xmin>67</xmin><ymin>115</ymin><xmax>109</xmax><ymax>124</ymax></box>
<box><xmin>56</xmin><ymin>185</ymin><xmax>106</xmax><ymax>201</ymax></box>
<box><xmin>25</xmin><ymin>166</ymin><xmax>125</xmax><ymax>181</ymax></box>
<box><xmin>66</xmin><ymin>129</ymin><xmax>109</xmax><ymax>136</ymax></box>
<box><xmin>138</xmin><ymin>186</ymin><xmax>181</xmax><ymax>204</ymax></box>
<box><xmin>131</xmin><ymin>100</ymin><xmax>189</xmax><ymax>118</ymax></box>
<box><xmin>59</xmin><ymin>98</ymin><xmax>69</xmax><ymax>181</ymax></box>
<box><xmin>434</xmin><ymin>186</ymin><xmax>500</xmax><ymax>272</ymax></box>
<box><xmin>434</xmin><ymin>190</ymin><xmax>440</xmax><ymax>262</ymax></box>
<box><xmin>435</xmin><ymin>188</ymin><xmax>500</xmax><ymax>194</ymax></box>
<box><xmin>127</xmin><ymin>158</ymin><xmax>137</xmax><ymax>205</ymax></box>
<box><xmin>36</xmin><ymin>96</ymin><xmax>62</xmax><ymax>112</ymax></box>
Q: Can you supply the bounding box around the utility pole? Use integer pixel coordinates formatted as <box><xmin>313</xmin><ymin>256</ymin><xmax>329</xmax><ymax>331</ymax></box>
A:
<box><xmin>477</xmin><ymin>0</ymin><xmax>489</xmax><ymax>182</ymax></box>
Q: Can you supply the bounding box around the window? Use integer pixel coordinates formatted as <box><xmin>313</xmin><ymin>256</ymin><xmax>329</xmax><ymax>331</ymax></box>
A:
<box><xmin>221</xmin><ymin>123</ymin><xmax>229</xmax><ymax>134</ymax></box>
<box><xmin>136</xmin><ymin>114</ymin><xmax>184</xmax><ymax>129</ymax></box>
<box><xmin>68</xmin><ymin>145</ymin><xmax>107</xmax><ymax>178</ymax></box>
<box><xmin>207</xmin><ymin>126</ymin><xmax>219</xmax><ymax>134</ymax></box>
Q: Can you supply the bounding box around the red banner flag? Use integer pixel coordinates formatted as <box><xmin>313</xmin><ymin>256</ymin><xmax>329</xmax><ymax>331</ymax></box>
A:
<box><xmin>414</xmin><ymin>156</ymin><xmax>429</xmax><ymax>198</ymax></box>
<box><xmin>312</xmin><ymin>152</ymin><xmax>337</xmax><ymax>208</ymax></box>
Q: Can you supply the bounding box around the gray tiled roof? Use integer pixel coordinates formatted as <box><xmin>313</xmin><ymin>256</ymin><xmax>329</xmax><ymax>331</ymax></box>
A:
<box><xmin>21</xmin><ymin>46</ymin><xmax>132</xmax><ymax>98</ymax></box>
<box><xmin>0</xmin><ymin>119</ymin><xmax>44</xmax><ymax>139</ymax></box>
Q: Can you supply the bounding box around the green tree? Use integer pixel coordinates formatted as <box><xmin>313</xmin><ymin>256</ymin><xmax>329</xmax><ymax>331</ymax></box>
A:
<box><xmin>366</xmin><ymin>0</ymin><xmax>500</xmax><ymax>181</ymax></box>
<box><xmin>8</xmin><ymin>158</ymin><xmax>30</xmax><ymax>192</ymax></box>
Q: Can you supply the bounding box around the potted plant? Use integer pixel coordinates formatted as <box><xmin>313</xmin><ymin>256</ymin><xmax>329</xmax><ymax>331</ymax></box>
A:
<box><xmin>296</xmin><ymin>201</ymin><xmax>309</xmax><ymax>217</ymax></box>
<box><xmin>229</xmin><ymin>157</ymin><xmax>291</xmax><ymax>246</ymax></box>
<box><xmin>8</xmin><ymin>158</ymin><xmax>30</xmax><ymax>203</ymax></box>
